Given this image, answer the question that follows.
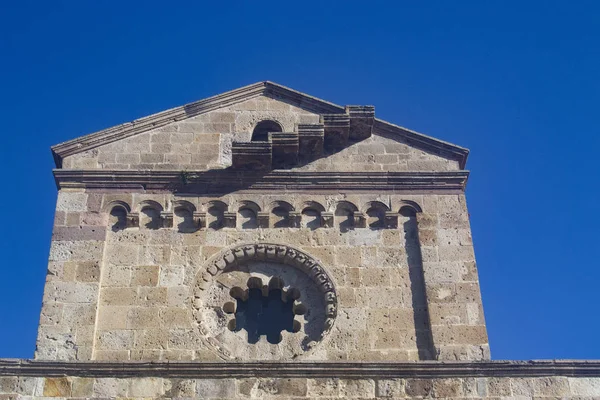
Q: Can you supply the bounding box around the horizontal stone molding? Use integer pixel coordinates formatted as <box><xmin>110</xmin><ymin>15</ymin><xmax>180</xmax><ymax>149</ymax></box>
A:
<box><xmin>1</xmin><ymin>359</ymin><xmax>599</xmax><ymax>379</ymax></box>
<box><xmin>53</xmin><ymin>170</ymin><xmax>469</xmax><ymax>193</ymax></box>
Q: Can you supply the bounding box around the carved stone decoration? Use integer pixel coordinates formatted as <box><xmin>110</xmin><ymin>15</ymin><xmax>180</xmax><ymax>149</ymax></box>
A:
<box><xmin>192</xmin><ymin>243</ymin><xmax>338</xmax><ymax>361</ymax></box>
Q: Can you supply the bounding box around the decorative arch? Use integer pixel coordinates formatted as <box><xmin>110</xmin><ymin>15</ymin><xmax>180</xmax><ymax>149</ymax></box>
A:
<box><xmin>398</xmin><ymin>200</ymin><xmax>423</xmax><ymax>214</ymax></box>
<box><xmin>206</xmin><ymin>200</ymin><xmax>229</xmax><ymax>230</ymax></box>
<box><xmin>237</xmin><ymin>200</ymin><xmax>261</xmax><ymax>229</ymax></box>
<box><xmin>173</xmin><ymin>200</ymin><xmax>197</xmax><ymax>233</ymax></box>
<box><xmin>138</xmin><ymin>200</ymin><xmax>164</xmax><ymax>230</ymax></box>
<box><xmin>103</xmin><ymin>200</ymin><xmax>131</xmax><ymax>214</ymax></box>
<box><xmin>334</xmin><ymin>201</ymin><xmax>358</xmax><ymax>232</ymax></box>
<box><xmin>105</xmin><ymin>200</ymin><xmax>132</xmax><ymax>231</ymax></box>
<box><xmin>364</xmin><ymin>201</ymin><xmax>390</xmax><ymax>230</ymax></box>
<box><xmin>269</xmin><ymin>200</ymin><xmax>294</xmax><ymax>228</ymax></box>
<box><xmin>137</xmin><ymin>200</ymin><xmax>164</xmax><ymax>213</ymax></box>
<box><xmin>301</xmin><ymin>201</ymin><xmax>325</xmax><ymax>230</ymax></box>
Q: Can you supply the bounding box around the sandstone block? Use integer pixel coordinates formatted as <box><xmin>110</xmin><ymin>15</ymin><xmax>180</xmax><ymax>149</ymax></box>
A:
<box><xmin>433</xmin><ymin>378</ymin><xmax>463</xmax><ymax>397</ymax></box>
<box><xmin>56</xmin><ymin>192</ymin><xmax>88</xmax><ymax>212</ymax></box>
<box><xmin>159</xmin><ymin>307</ymin><xmax>191</xmax><ymax>328</ymax></box>
<box><xmin>131</xmin><ymin>265</ymin><xmax>159</xmax><ymax>286</ymax></box>
<box><xmin>49</xmin><ymin>240</ymin><xmax>104</xmax><ymax>262</ymax></box>
<box><xmin>434</xmin><ymin>325</ymin><xmax>488</xmax><ymax>345</ymax></box>
<box><xmin>569</xmin><ymin>377</ymin><xmax>600</xmax><ymax>396</ymax></box>
<box><xmin>43</xmin><ymin>377</ymin><xmax>71</xmax><ymax>397</ymax></box>
<box><xmin>127</xmin><ymin>307</ymin><xmax>159</xmax><ymax>329</ymax></box>
<box><xmin>376</xmin><ymin>378</ymin><xmax>406</xmax><ymax>397</ymax></box>
<box><xmin>159</xmin><ymin>265</ymin><xmax>185</xmax><ymax>286</ymax></box>
<box><xmin>307</xmin><ymin>378</ymin><xmax>340</xmax><ymax>397</ymax></box>
<box><xmin>96</xmin><ymin>330</ymin><xmax>134</xmax><ymax>350</ymax></box>
<box><xmin>339</xmin><ymin>379</ymin><xmax>375</xmax><ymax>398</ymax></box>
<box><xmin>194</xmin><ymin>378</ymin><xmax>236</xmax><ymax>398</ymax></box>
<box><xmin>47</xmin><ymin>282</ymin><xmax>98</xmax><ymax>304</ymax></box>
<box><xmin>137</xmin><ymin>287</ymin><xmax>167</xmax><ymax>306</ymax></box>
<box><xmin>97</xmin><ymin>306</ymin><xmax>128</xmax><ymax>329</ymax></box>
<box><xmin>100</xmin><ymin>287</ymin><xmax>136</xmax><ymax>306</ymax></box>
<box><xmin>405</xmin><ymin>379</ymin><xmax>434</xmax><ymax>397</ymax></box>
<box><xmin>134</xmin><ymin>328</ymin><xmax>169</xmax><ymax>349</ymax></box>
<box><xmin>75</xmin><ymin>261</ymin><xmax>100</xmax><ymax>282</ymax></box>
<box><xmin>238</xmin><ymin>377</ymin><xmax>307</xmax><ymax>397</ymax></box>
<box><xmin>93</xmin><ymin>377</ymin><xmax>129</xmax><ymax>397</ymax></box>
<box><xmin>70</xmin><ymin>377</ymin><xmax>94</xmax><ymax>397</ymax></box>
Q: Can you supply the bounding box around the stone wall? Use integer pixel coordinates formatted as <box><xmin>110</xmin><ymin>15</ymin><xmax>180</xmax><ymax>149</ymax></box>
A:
<box><xmin>1</xmin><ymin>363</ymin><xmax>600</xmax><ymax>399</ymax></box>
<box><xmin>61</xmin><ymin>96</ymin><xmax>458</xmax><ymax>172</ymax></box>
<box><xmin>36</xmin><ymin>190</ymin><xmax>487</xmax><ymax>363</ymax></box>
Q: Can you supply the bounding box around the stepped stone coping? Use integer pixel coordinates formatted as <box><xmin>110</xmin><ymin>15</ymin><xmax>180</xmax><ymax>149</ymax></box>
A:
<box><xmin>1</xmin><ymin>360</ymin><xmax>599</xmax><ymax>379</ymax></box>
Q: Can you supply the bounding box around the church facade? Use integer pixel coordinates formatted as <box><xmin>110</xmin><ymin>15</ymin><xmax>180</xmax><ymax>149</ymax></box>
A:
<box><xmin>0</xmin><ymin>82</ymin><xmax>598</xmax><ymax>398</ymax></box>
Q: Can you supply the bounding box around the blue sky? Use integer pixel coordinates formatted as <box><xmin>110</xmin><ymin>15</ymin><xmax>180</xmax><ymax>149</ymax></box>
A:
<box><xmin>0</xmin><ymin>1</ymin><xmax>599</xmax><ymax>360</ymax></box>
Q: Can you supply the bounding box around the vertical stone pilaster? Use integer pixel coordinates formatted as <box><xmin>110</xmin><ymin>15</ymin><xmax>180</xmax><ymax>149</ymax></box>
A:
<box><xmin>35</xmin><ymin>190</ymin><xmax>107</xmax><ymax>361</ymax></box>
<box><xmin>417</xmin><ymin>195</ymin><xmax>490</xmax><ymax>361</ymax></box>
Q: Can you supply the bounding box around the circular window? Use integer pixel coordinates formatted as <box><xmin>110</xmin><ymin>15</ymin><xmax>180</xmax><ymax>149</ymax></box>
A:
<box><xmin>193</xmin><ymin>244</ymin><xmax>337</xmax><ymax>360</ymax></box>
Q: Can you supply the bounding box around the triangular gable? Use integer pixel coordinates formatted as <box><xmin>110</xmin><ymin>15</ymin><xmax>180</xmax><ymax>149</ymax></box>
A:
<box><xmin>51</xmin><ymin>81</ymin><xmax>469</xmax><ymax>169</ymax></box>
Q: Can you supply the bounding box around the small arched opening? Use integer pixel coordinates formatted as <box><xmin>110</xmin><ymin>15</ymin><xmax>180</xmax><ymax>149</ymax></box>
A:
<box><xmin>252</xmin><ymin>120</ymin><xmax>282</xmax><ymax>142</ymax></box>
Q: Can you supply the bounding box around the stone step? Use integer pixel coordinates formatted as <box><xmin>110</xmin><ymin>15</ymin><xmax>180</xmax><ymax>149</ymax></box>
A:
<box><xmin>321</xmin><ymin>114</ymin><xmax>350</xmax><ymax>152</ymax></box>
<box><xmin>231</xmin><ymin>142</ymin><xmax>272</xmax><ymax>170</ymax></box>
<box><xmin>270</xmin><ymin>132</ymin><xmax>299</xmax><ymax>169</ymax></box>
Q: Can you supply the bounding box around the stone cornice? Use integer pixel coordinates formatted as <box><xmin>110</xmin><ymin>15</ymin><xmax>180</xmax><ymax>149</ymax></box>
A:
<box><xmin>373</xmin><ymin>119</ymin><xmax>470</xmax><ymax>169</ymax></box>
<box><xmin>1</xmin><ymin>360</ymin><xmax>599</xmax><ymax>379</ymax></box>
<box><xmin>53</xmin><ymin>170</ymin><xmax>469</xmax><ymax>193</ymax></box>
<box><xmin>50</xmin><ymin>81</ymin><xmax>470</xmax><ymax>169</ymax></box>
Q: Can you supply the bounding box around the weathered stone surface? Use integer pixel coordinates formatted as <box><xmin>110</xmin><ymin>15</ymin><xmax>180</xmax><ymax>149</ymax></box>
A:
<box><xmin>32</xmin><ymin>83</ymin><xmax>590</xmax><ymax>400</ymax></box>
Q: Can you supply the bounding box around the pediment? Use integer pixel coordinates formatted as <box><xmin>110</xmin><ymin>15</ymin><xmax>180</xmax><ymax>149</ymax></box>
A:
<box><xmin>53</xmin><ymin>81</ymin><xmax>469</xmax><ymax>173</ymax></box>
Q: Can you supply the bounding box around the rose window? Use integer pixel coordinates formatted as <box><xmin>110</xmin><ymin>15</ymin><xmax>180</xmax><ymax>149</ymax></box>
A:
<box><xmin>223</xmin><ymin>277</ymin><xmax>307</xmax><ymax>344</ymax></box>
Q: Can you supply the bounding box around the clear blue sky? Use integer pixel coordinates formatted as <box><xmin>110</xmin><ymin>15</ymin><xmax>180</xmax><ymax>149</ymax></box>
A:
<box><xmin>1</xmin><ymin>1</ymin><xmax>598</xmax><ymax>360</ymax></box>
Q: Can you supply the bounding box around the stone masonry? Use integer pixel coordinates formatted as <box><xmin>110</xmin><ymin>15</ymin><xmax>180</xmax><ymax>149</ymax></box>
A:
<box><xmin>1</xmin><ymin>82</ymin><xmax>597</xmax><ymax>398</ymax></box>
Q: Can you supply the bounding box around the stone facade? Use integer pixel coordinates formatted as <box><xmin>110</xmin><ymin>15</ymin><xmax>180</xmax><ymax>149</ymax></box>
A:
<box><xmin>39</xmin><ymin>191</ymin><xmax>486</xmax><ymax>363</ymax></box>
<box><xmin>1</xmin><ymin>82</ymin><xmax>596</xmax><ymax>398</ymax></box>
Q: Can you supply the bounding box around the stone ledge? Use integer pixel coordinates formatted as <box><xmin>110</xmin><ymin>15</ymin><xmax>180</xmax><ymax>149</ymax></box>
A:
<box><xmin>1</xmin><ymin>360</ymin><xmax>599</xmax><ymax>378</ymax></box>
<box><xmin>53</xmin><ymin>170</ymin><xmax>469</xmax><ymax>193</ymax></box>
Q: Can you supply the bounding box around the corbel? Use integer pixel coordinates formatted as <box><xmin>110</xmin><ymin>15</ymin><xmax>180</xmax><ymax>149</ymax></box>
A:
<box><xmin>384</xmin><ymin>211</ymin><xmax>399</xmax><ymax>229</ymax></box>
<box><xmin>193</xmin><ymin>211</ymin><xmax>206</xmax><ymax>230</ymax></box>
<box><xmin>321</xmin><ymin>212</ymin><xmax>334</xmax><ymax>228</ymax></box>
<box><xmin>354</xmin><ymin>212</ymin><xmax>366</xmax><ymax>228</ymax></box>
<box><xmin>161</xmin><ymin>211</ymin><xmax>174</xmax><ymax>228</ymax></box>
<box><xmin>257</xmin><ymin>212</ymin><xmax>270</xmax><ymax>228</ymax></box>
<box><xmin>289</xmin><ymin>211</ymin><xmax>302</xmax><ymax>228</ymax></box>
<box><xmin>223</xmin><ymin>212</ymin><xmax>237</xmax><ymax>228</ymax></box>
<box><xmin>127</xmin><ymin>212</ymin><xmax>140</xmax><ymax>228</ymax></box>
